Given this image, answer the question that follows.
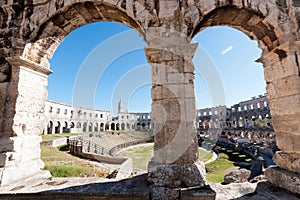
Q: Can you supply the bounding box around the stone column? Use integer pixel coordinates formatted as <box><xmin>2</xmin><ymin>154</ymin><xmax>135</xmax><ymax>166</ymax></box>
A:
<box><xmin>0</xmin><ymin>56</ymin><xmax>51</xmax><ymax>186</ymax></box>
<box><xmin>59</xmin><ymin>123</ymin><xmax>63</xmax><ymax>134</ymax></box>
<box><xmin>52</xmin><ymin>122</ymin><xmax>56</xmax><ymax>134</ymax></box>
<box><xmin>44</xmin><ymin>124</ymin><xmax>48</xmax><ymax>135</ymax></box>
<box><xmin>145</xmin><ymin>43</ymin><xmax>207</xmax><ymax>199</ymax></box>
<box><xmin>263</xmin><ymin>41</ymin><xmax>300</xmax><ymax>195</ymax></box>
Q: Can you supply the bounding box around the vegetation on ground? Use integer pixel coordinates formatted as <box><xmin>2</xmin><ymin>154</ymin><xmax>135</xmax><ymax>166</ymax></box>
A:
<box><xmin>205</xmin><ymin>148</ymin><xmax>253</xmax><ymax>183</ymax></box>
<box><xmin>41</xmin><ymin>134</ymin><xmax>251</xmax><ymax>182</ymax></box>
<box><xmin>41</xmin><ymin>145</ymin><xmax>109</xmax><ymax>177</ymax></box>
<box><xmin>198</xmin><ymin>148</ymin><xmax>213</xmax><ymax>162</ymax></box>
<box><xmin>118</xmin><ymin>144</ymin><xmax>154</xmax><ymax>170</ymax></box>
<box><xmin>118</xmin><ymin>144</ymin><xmax>214</xmax><ymax>170</ymax></box>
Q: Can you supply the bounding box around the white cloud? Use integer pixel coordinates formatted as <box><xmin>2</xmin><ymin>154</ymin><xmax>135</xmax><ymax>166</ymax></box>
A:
<box><xmin>221</xmin><ymin>45</ymin><xmax>233</xmax><ymax>55</ymax></box>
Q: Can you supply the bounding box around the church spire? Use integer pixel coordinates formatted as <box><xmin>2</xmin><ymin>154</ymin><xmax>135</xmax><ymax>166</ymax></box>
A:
<box><xmin>118</xmin><ymin>99</ymin><xmax>124</xmax><ymax>113</ymax></box>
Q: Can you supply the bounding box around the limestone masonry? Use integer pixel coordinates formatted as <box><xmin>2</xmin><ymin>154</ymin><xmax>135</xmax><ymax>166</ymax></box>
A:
<box><xmin>0</xmin><ymin>0</ymin><xmax>300</xmax><ymax>199</ymax></box>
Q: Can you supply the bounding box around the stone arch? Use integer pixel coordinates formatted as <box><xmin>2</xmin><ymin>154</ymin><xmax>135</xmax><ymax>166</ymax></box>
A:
<box><xmin>198</xmin><ymin>120</ymin><xmax>202</xmax><ymax>129</ymax></box>
<box><xmin>190</xmin><ymin>4</ymin><xmax>289</xmax><ymax>52</ymax></box>
<box><xmin>265</xmin><ymin>114</ymin><xmax>272</xmax><ymax>128</ymax></box>
<box><xmin>94</xmin><ymin>123</ymin><xmax>99</xmax><ymax>132</ymax></box>
<box><xmin>110</xmin><ymin>123</ymin><xmax>115</xmax><ymax>131</ymax></box>
<box><xmin>136</xmin><ymin>122</ymin><xmax>141</xmax><ymax>131</ymax></box>
<box><xmin>238</xmin><ymin>117</ymin><xmax>244</xmax><ymax>128</ymax></box>
<box><xmin>190</xmin><ymin>6</ymin><xmax>300</xmax><ymax>185</ymax></box>
<box><xmin>0</xmin><ymin>0</ymin><xmax>299</xmax><ymax>196</ymax></box>
<box><xmin>105</xmin><ymin>122</ymin><xmax>110</xmax><ymax>131</ymax></box>
<box><xmin>47</xmin><ymin>121</ymin><xmax>53</xmax><ymax>134</ymax></box>
<box><xmin>116</xmin><ymin>123</ymin><xmax>120</xmax><ymax>131</ymax></box>
<box><xmin>100</xmin><ymin>123</ymin><xmax>104</xmax><ymax>131</ymax></box>
<box><xmin>231</xmin><ymin>117</ymin><xmax>237</xmax><ymax>128</ymax></box>
<box><xmin>63</xmin><ymin>121</ymin><xmax>68</xmax><ymax>133</ymax></box>
<box><xmin>88</xmin><ymin>123</ymin><xmax>93</xmax><ymax>132</ymax></box>
<box><xmin>251</xmin><ymin>116</ymin><xmax>256</xmax><ymax>128</ymax></box>
<box><xmin>22</xmin><ymin>1</ymin><xmax>146</xmax><ymax>67</ymax></box>
<box><xmin>54</xmin><ymin>121</ymin><xmax>61</xmax><ymax>133</ymax></box>
<box><xmin>126</xmin><ymin>123</ymin><xmax>130</xmax><ymax>130</ymax></box>
<box><xmin>83</xmin><ymin>122</ymin><xmax>87</xmax><ymax>132</ymax></box>
<box><xmin>121</xmin><ymin>123</ymin><xmax>125</xmax><ymax>131</ymax></box>
<box><xmin>142</xmin><ymin>122</ymin><xmax>146</xmax><ymax>130</ymax></box>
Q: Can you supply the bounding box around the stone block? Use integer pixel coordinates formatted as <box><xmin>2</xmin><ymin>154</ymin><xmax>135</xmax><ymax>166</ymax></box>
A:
<box><xmin>264</xmin><ymin>56</ymin><xmax>299</xmax><ymax>83</ymax></box>
<box><xmin>0</xmin><ymin>159</ymin><xmax>47</xmax><ymax>186</ymax></box>
<box><xmin>181</xmin><ymin>98</ymin><xmax>197</xmax><ymax>122</ymax></box>
<box><xmin>116</xmin><ymin>158</ymin><xmax>133</xmax><ymax>180</ymax></box>
<box><xmin>149</xmin><ymin>186</ymin><xmax>180</xmax><ymax>200</ymax></box>
<box><xmin>151</xmin><ymin>64</ymin><xmax>167</xmax><ymax>85</ymax></box>
<box><xmin>269</xmin><ymin>94</ymin><xmax>300</xmax><ymax>116</ymax></box>
<box><xmin>272</xmin><ymin>114</ymin><xmax>300</xmax><ymax>133</ymax></box>
<box><xmin>165</xmin><ymin>84</ymin><xmax>196</xmax><ymax>99</ymax></box>
<box><xmin>181</xmin><ymin>186</ymin><xmax>216</xmax><ymax>200</ymax></box>
<box><xmin>151</xmin><ymin>85</ymin><xmax>164</xmax><ymax>100</ymax></box>
<box><xmin>0</xmin><ymin>153</ymin><xmax>10</xmax><ymax>167</ymax></box>
<box><xmin>273</xmin><ymin>152</ymin><xmax>300</xmax><ymax>174</ymax></box>
<box><xmin>148</xmin><ymin>161</ymin><xmax>206</xmax><ymax>188</ymax></box>
<box><xmin>267</xmin><ymin>76</ymin><xmax>300</xmax><ymax>99</ymax></box>
<box><xmin>166</xmin><ymin>73</ymin><xmax>185</xmax><ymax>84</ymax></box>
<box><xmin>265</xmin><ymin>166</ymin><xmax>300</xmax><ymax>195</ymax></box>
<box><xmin>152</xmin><ymin>122</ymin><xmax>196</xmax><ymax>164</ymax></box>
<box><xmin>274</xmin><ymin>132</ymin><xmax>300</xmax><ymax>152</ymax></box>
<box><xmin>0</xmin><ymin>138</ymin><xmax>15</xmax><ymax>152</ymax></box>
<box><xmin>11</xmin><ymin>135</ymin><xmax>42</xmax><ymax>150</ymax></box>
<box><xmin>224</xmin><ymin>169</ymin><xmax>251</xmax><ymax>184</ymax></box>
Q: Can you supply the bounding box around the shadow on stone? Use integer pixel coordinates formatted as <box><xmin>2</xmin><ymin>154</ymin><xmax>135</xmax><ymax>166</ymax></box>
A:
<box><xmin>0</xmin><ymin>174</ymin><xmax>149</xmax><ymax>200</ymax></box>
<box><xmin>233</xmin><ymin>182</ymin><xmax>300</xmax><ymax>200</ymax></box>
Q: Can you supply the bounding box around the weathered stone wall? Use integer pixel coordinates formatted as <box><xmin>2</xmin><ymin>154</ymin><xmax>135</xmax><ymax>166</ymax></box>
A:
<box><xmin>0</xmin><ymin>0</ymin><xmax>299</xmax><ymax>197</ymax></box>
<box><xmin>197</xmin><ymin>95</ymin><xmax>273</xmax><ymax>130</ymax></box>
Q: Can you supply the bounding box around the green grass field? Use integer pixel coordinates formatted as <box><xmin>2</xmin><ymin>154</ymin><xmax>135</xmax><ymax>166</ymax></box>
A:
<box><xmin>205</xmin><ymin>149</ymin><xmax>253</xmax><ymax>183</ymax></box>
<box><xmin>205</xmin><ymin>153</ymin><xmax>237</xmax><ymax>183</ymax></box>
<box><xmin>118</xmin><ymin>144</ymin><xmax>154</xmax><ymax>170</ymax></box>
<box><xmin>117</xmin><ymin>144</ymin><xmax>214</xmax><ymax>170</ymax></box>
<box><xmin>41</xmin><ymin>145</ymin><xmax>109</xmax><ymax>177</ymax></box>
<box><xmin>117</xmin><ymin>144</ymin><xmax>253</xmax><ymax>183</ymax></box>
<box><xmin>41</xmin><ymin>134</ymin><xmax>251</xmax><ymax>182</ymax></box>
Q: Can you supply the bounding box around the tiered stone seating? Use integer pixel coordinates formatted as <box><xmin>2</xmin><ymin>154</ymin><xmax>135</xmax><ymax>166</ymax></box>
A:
<box><xmin>80</xmin><ymin>132</ymin><xmax>153</xmax><ymax>155</ymax></box>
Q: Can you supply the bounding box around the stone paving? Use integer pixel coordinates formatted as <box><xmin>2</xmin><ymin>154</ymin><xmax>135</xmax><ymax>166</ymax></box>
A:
<box><xmin>0</xmin><ymin>173</ymin><xmax>299</xmax><ymax>200</ymax></box>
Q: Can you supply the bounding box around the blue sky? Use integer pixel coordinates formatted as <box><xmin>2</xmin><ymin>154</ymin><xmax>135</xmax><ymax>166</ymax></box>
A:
<box><xmin>48</xmin><ymin>22</ymin><xmax>266</xmax><ymax>115</ymax></box>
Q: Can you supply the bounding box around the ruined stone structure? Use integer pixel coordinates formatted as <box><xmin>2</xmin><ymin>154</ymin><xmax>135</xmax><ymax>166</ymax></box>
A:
<box><xmin>44</xmin><ymin>100</ymin><xmax>151</xmax><ymax>134</ymax></box>
<box><xmin>0</xmin><ymin>0</ymin><xmax>299</xmax><ymax>198</ymax></box>
<box><xmin>196</xmin><ymin>95</ymin><xmax>275</xmax><ymax>151</ymax></box>
<box><xmin>197</xmin><ymin>94</ymin><xmax>273</xmax><ymax>131</ymax></box>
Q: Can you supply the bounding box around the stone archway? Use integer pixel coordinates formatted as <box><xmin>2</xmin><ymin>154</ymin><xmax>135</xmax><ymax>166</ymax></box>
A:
<box><xmin>0</xmin><ymin>0</ymin><xmax>299</xmax><ymax>198</ymax></box>
<box><xmin>0</xmin><ymin>0</ymin><xmax>148</xmax><ymax>187</ymax></box>
<box><xmin>187</xmin><ymin>2</ymin><xmax>300</xmax><ymax>195</ymax></box>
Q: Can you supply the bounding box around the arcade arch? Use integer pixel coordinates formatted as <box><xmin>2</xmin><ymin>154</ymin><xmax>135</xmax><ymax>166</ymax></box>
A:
<box><xmin>0</xmin><ymin>0</ymin><xmax>299</xmax><ymax>197</ymax></box>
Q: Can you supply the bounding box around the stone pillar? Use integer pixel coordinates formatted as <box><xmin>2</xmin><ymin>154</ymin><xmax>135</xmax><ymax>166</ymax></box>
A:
<box><xmin>263</xmin><ymin>41</ymin><xmax>300</xmax><ymax>195</ymax></box>
<box><xmin>0</xmin><ymin>56</ymin><xmax>51</xmax><ymax>186</ymax></box>
<box><xmin>52</xmin><ymin>123</ymin><xmax>56</xmax><ymax>134</ymax></box>
<box><xmin>44</xmin><ymin>124</ymin><xmax>48</xmax><ymax>135</ymax></box>
<box><xmin>145</xmin><ymin>43</ymin><xmax>207</xmax><ymax>199</ymax></box>
<box><xmin>59</xmin><ymin>123</ymin><xmax>63</xmax><ymax>134</ymax></box>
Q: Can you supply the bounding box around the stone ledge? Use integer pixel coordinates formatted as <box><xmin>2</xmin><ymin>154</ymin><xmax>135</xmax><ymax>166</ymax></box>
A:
<box><xmin>6</xmin><ymin>56</ymin><xmax>52</xmax><ymax>76</ymax></box>
<box><xmin>273</xmin><ymin>151</ymin><xmax>300</xmax><ymax>174</ymax></box>
<box><xmin>147</xmin><ymin>161</ymin><xmax>206</xmax><ymax>188</ymax></box>
<box><xmin>181</xmin><ymin>185</ymin><xmax>216</xmax><ymax>200</ymax></box>
<box><xmin>265</xmin><ymin>166</ymin><xmax>300</xmax><ymax>195</ymax></box>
